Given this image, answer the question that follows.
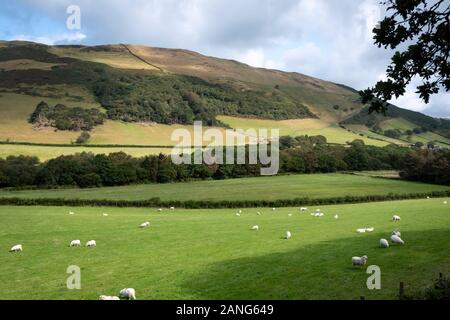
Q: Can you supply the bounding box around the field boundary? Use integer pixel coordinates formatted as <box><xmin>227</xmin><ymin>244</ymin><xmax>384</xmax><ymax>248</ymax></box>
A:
<box><xmin>0</xmin><ymin>141</ymin><xmax>203</xmax><ymax>149</ymax></box>
<box><xmin>1</xmin><ymin>190</ymin><xmax>449</xmax><ymax>209</ymax></box>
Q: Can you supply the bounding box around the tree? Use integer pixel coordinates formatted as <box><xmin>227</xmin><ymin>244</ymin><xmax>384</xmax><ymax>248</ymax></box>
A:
<box><xmin>76</xmin><ymin>131</ymin><xmax>91</xmax><ymax>144</ymax></box>
<box><xmin>360</xmin><ymin>0</ymin><xmax>450</xmax><ymax>113</ymax></box>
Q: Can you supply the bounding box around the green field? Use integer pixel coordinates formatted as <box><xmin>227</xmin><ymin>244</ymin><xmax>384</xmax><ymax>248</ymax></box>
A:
<box><xmin>1</xmin><ymin>174</ymin><xmax>449</xmax><ymax>202</ymax></box>
<box><xmin>1</xmin><ymin>198</ymin><xmax>449</xmax><ymax>300</ymax></box>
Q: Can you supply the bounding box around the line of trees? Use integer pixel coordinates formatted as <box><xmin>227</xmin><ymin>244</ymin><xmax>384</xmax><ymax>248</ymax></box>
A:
<box><xmin>2</xmin><ymin>136</ymin><xmax>445</xmax><ymax>189</ymax></box>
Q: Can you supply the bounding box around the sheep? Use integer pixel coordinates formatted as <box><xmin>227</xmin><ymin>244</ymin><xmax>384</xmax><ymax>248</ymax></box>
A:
<box><xmin>286</xmin><ymin>231</ymin><xmax>292</xmax><ymax>240</ymax></box>
<box><xmin>103</xmin><ymin>213</ymin><xmax>109</xmax><ymax>217</ymax></box>
<box><xmin>288</xmin><ymin>213</ymin><xmax>293</xmax><ymax>217</ymax></box>
<box><xmin>366</xmin><ymin>227</ymin><xmax>375</xmax><ymax>233</ymax></box>
<box><xmin>357</xmin><ymin>229</ymin><xmax>367</xmax><ymax>233</ymax></box>
<box><xmin>70</xmin><ymin>240</ymin><xmax>81</xmax><ymax>247</ymax></box>
<box><xmin>352</xmin><ymin>255</ymin><xmax>368</xmax><ymax>267</ymax></box>
<box><xmin>69</xmin><ymin>212</ymin><xmax>75</xmax><ymax>215</ymax></box>
<box><xmin>157</xmin><ymin>209</ymin><xmax>163</xmax><ymax>212</ymax></box>
<box><xmin>391</xmin><ymin>235</ymin><xmax>405</xmax><ymax>245</ymax></box>
<box><xmin>272</xmin><ymin>208</ymin><xmax>277</xmax><ymax>212</ymax></box>
<box><xmin>239</xmin><ymin>210</ymin><xmax>243</xmax><ymax>214</ymax></box>
<box><xmin>140</xmin><ymin>222</ymin><xmax>150</xmax><ymax>228</ymax></box>
<box><xmin>444</xmin><ymin>201</ymin><xmax>448</xmax><ymax>205</ymax></box>
<box><xmin>10</xmin><ymin>244</ymin><xmax>22</xmax><ymax>252</ymax></box>
<box><xmin>316</xmin><ymin>209</ymin><xmax>321</xmax><ymax>213</ymax></box>
<box><xmin>236</xmin><ymin>213</ymin><xmax>241</xmax><ymax>217</ymax></box>
<box><xmin>315</xmin><ymin>213</ymin><xmax>324</xmax><ymax>217</ymax></box>
<box><xmin>119</xmin><ymin>288</ymin><xmax>136</xmax><ymax>300</ymax></box>
<box><xmin>256</xmin><ymin>212</ymin><xmax>261</xmax><ymax>216</ymax></box>
<box><xmin>86</xmin><ymin>240</ymin><xmax>97</xmax><ymax>248</ymax></box>
<box><xmin>380</xmin><ymin>239</ymin><xmax>390</xmax><ymax>248</ymax></box>
<box><xmin>170</xmin><ymin>207</ymin><xmax>175</xmax><ymax>210</ymax></box>
<box><xmin>393</xmin><ymin>215</ymin><xmax>401</xmax><ymax>222</ymax></box>
<box><xmin>300</xmin><ymin>207</ymin><xmax>308</xmax><ymax>212</ymax></box>
<box><xmin>310</xmin><ymin>213</ymin><xmax>315</xmax><ymax>216</ymax></box>
<box><xmin>392</xmin><ymin>230</ymin><xmax>402</xmax><ymax>237</ymax></box>
<box><xmin>98</xmin><ymin>295</ymin><xmax>120</xmax><ymax>301</ymax></box>
<box><xmin>334</xmin><ymin>215</ymin><xmax>339</xmax><ymax>220</ymax></box>
<box><xmin>251</xmin><ymin>225</ymin><xmax>259</xmax><ymax>231</ymax></box>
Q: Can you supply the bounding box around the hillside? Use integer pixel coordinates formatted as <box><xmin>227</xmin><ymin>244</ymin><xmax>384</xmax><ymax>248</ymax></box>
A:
<box><xmin>0</xmin><ymin>40</ymin><xmax>448</xmax><ymax>160</ymax></box>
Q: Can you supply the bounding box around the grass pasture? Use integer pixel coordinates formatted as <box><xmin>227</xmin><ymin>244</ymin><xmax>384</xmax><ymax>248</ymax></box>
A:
<box><xmin>0</xmin><ymin>198</ymin><xmax>449</xmax><ymax>300</ymax></box>
<box><xmin>1</xmin><ymin>174</ymin><xmax>449</xmax><ymax>202</ymax></box>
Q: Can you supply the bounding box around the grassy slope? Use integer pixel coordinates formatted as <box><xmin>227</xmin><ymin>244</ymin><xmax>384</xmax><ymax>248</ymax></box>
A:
<box><xmin>218</xmin><ymin>116</ymin><xmax>390</xmax><ymax>146</ymax></box>
<box><xmin>0</xmin><ymin>199</ymin><xmax>449</xmax><ymax>300</ymax></box>
<box><xmin>1</xmin><ymin>174</ymin><xmax>449</xmax><ymax>202</ymax></box>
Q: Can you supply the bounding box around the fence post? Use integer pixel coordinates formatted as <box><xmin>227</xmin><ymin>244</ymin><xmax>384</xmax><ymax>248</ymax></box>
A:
<box><xmin>399</xmin><ymin>282</ymin><xmax>405</xmax><ymax>300</ymax></box>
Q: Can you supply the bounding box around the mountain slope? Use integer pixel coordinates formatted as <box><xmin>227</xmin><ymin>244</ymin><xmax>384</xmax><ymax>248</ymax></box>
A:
<box><xmin>0</xmin><ymin>40</ymin><xmax>448</xmax><ymax>155</ymax></box>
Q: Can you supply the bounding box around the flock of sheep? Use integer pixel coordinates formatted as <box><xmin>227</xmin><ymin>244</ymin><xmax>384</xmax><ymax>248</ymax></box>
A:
<box><xmin>7</xmin><ymin>199</ymin><xmax>448</xmax><ymax>299</ymax></box>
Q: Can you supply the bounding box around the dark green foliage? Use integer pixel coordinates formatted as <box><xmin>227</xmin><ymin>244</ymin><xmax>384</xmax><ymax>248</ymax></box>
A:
<box><xmin>75</xmin><ymin>131</ymin><xmax>91</xmax><ymax>144</ymax></box>
<box><xmin>342</xmin><ymin>105</ymin><xmax>450</xmax><ymax>139</ymax></box>
<box><xmin>29</xmin><ymin>101</ymin><xmax>105</xmax><ymax>131</ymax></box>
<box><xmin>361</xmin><ymin>0</ymin><xmax>450</xmax><ymax>112</ymax></box>
<box><xmin>0</xmin><ymin>136</ymin><xmax>420</xmax><ymax>188</ymax></box>
<box><xmin>400</xmin><ymin>149</ymin><xmax>450</xmax><ymax>185</ymax></box>
<box><xmin>384</xmin><ymin>129</ymin><xmax>402</xmax><ymax>139</ymax></box>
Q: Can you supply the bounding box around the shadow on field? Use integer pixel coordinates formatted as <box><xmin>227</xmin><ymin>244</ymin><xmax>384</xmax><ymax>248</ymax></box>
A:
<box><xmin>180</xmin><ymin>229</ymin><xmax>450</xmax><ymax>300</ymax></box>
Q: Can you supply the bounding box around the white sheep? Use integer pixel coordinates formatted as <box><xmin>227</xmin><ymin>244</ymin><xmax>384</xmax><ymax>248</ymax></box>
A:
<box><xmin>170</xmin><ymin>207</ymin><xmax>175</xmax><ymax>210</ymax></box>
<box><xmin>352</xmin><ymin>255</ymin><xmax>368</xmax><ymax>267</ymax></box>
<box><xmin>444</xmin><ymin>201</ymin><xmax>448</xmax><ymax>205</ymax></box>
<box><xmin>300</xmin><ymin>207</ymin><xmax>308</xmax><ymax>212</ymax></box>
<box><xmin>380</xmin><ymin>239</ymin><xmax>390</xmax><ymax>248</ymax></box>
<box><xmin>86</xmin><ymin>240</ymin><xmax>97</xmax><ymax>248</ymax></box>
<box><xmin>357</xmin><ymin>229</ymin><xmax>367</xmax><ymax>233</ymax></box>
<box><xmin>70</xmin><ymin>240</ymin><xmax>81</xmax><ymax>247</ymax></box>
<box><xmin>286</xmin><ymin>231</ymin><xmax>292</xmax><ymax>240</ymax></box>
<box><xmin>157</xmin><ymin>209</ymin><xmax>163</xmax><ymax>212</ymax></box>
<box><xmin>239</xmin><ymin>210</ymin><xmax>243</xmax><ymax>214</ymax></box>
<box><xmin>236</xmin><ymin>213</ymin><xmax>241</xmax><ymax>217</ymax></box>
<box><xmin>251</xmin><ymin>225</ymin><xmax>259</xmax><ymax>231</ymax></box>
<box><xmin>119</xmin><ymin>288</ymin><xmax>136</xmax><ymax>300</ymax></box>
<box><xmin>366</xmin><ymin>227</ymin><xmax>375</xmax><ymax>233</ymax></box>
<box><xmin>272</xmin><ymin>208</ymin><xmax>276</xmax><ymax>211</ymax></box>
<box><xmin>103</xmin><ymin>213</ymin><xmax>109</xmax><ymax>217</ymax></box>
<box><xmin>334</xmin><ymin>215</ymin><xmax>339</xmax><ymax>220</ymax></box>
<box><xmin>10</xmin><ymin>244</ymin><xmax>22</xmax><ymax>252</ymax></box>
<box><xmin>392</xmin><ymin>230</ymin><xmax>402</xmax><ymax>237</ymax></box>
<box><xmin>69</xmin><ymin>212</ymin><xmax>75</xmax><ymax>215</ymax></box>
<box><xmin>140</xmin><ymin>222</ymin><xmax>150</xmax><ymax>228</ymax></box>
<box><xmin>256</xmin><ymin>212</ymin><xmax>261</xmax><ymax>216</ymax></box>
<box><xmin>98</xmin><ymin>295</ymin><xmax>120</xmax><ymax>301</ymax></box>
<box><xmin>391</xmin><ymin>235</ymin><xmax>405</xmax><ymax>245</ymax></box>
<box><xmin>316</xmin><ymin>209</ymin><xmax>321</xmax><ymax>213</ymax></box>
<box><xmin>288</xmin><ymin>213</ymin><xmax>293</xmax><ymax>217</ymax></box>
<box><xmin>393</xmin><ymin>215</ymin><xmax>401</xmax><ymax>222</ymax></box>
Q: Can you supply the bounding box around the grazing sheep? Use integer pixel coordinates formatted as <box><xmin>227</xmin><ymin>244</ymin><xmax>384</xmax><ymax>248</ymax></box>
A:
<box><xmin>357</xmin><ymin>229</ymin><xmax>367</xmax><ymax>233</ymax></box>
<box><xmin>103</xmin><ymin>213</ymin><xmax>109</xmax><ymax>217</ymax></box>
<box><xmin>239</xmin><ymin>210</ymin><xmax>242</xmax><ymax>214</ymax></box>
<box><xmin>391</xmin><ymin>235</ymin><xmax>405</xmax><ymax>245</ymax></box>
<box><xmin>10</xmin><ymin>244</ymin><xmax>22</xmax><ymax>252</ymax></box>
<box><xmin>316</xmin><ymin>209</ymin><xmax>321</xmax><ymax>213</ymax></box>
<box><xmin>70</xmin><ymin>240</ymin><xmax>81</xmax><ymax>247</ymax></box>
<box><xmin>393</xmin><ymin>215</ymin><xmax>401</xmax><ymax>222</ymax></box>
<box><xmin>272</xmin><ymin>208</ymin><xmax>276</xmax><ymax>211</ymax></box>
<box><xmin>300</xmin><ymin>208</ymin><xmax>308</xmax><ymax>212</ymax></box>
<box><xmin>392</xmin><ymin>230</ymin><xmax>402</xmax><ymax>237</ymax></box>
<box><xmin>257</xmin><ymin>212</ymin><xmax>261</xmax><ymax>216</ymax></box>
<box><xmin>380</xmin><ymin>239</ymin><xmax>390</xmax><ymax>248</ymax></box>
<box><xmin>334</xmin><ymin>215</ymin><xmax>339</xmax><ymax>220</ymax></box>
<box><xmin>119</xmin><ymin>288</ymin><xmax>136</xmax><ymax>300</ymax></box>
<box><xmin>170</xmin><ymin>207</ymin><xmax>175</xmax><ymax>210</ymax></box>
<box><xmin>286</xmin><ymin>231</ymin><xmax>292</xmax><ymax>240</ymax></box>
<box><xmin>86</xmin><ymin>240</ymin><xmax>97</xmax><ymax>248</ymax></box>
<box><xmin>236</xmin><ymin>213</ymin><xmax>241</xmax><ymax>217</ymax></box>
<box><xmin>98</xmin><ymin>295</ymin><xmax>120</xmax><ymax>301</ymax></box>
<box><xmin>352</xmin><ymin>255</ymin><xmax>368</xmax><ymax>267</ymax></box>
<box><xmin>366</xmin><ymin>227</ymin><xmax>375</xmax><ymax>233</ymax></box>
<box><xmin>315</xmin><ymin>213</ymin><xmax>324</xmax><ymax>217</ymax></box>
<box><xmin>251</xmin><ymin>225</ymin><xmax>259</xmax><ymax>231</ymax></box>
<box><xmin>69</xmin><ymin>212</ymin><xmax>75</xmax><ymax>215</ymax></box>
<box><xmin>140</xmin><ymin>222</ymin><xmax>150</xmax><ymax>228</ymax></box>
<box><xmin>157</xmin><ymin>209</ymin><xmax>163</xmax><ymax>212</ymax></box>
<box><xmin>444</xmin><ymin>201</ymin><xmax>448</xmax><ymax>205</ymax></box>
<box><xmin>288</xmin><ymin>213</ymin><xmax>293</xmax><ymax>217</ymax></box>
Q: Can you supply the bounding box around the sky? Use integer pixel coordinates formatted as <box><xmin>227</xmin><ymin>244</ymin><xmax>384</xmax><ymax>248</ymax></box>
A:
<box><xmin>0</xmin><ymin>0</ymin><xmax>449</xmax><ymax>118</ymax></box>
